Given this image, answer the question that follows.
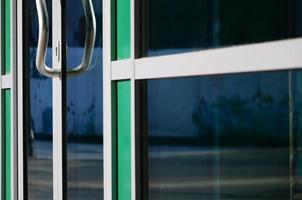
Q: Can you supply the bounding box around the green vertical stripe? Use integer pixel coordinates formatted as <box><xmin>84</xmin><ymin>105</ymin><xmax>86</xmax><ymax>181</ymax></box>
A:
<box><xmin>2</xmin><ymin>90</ymin><xmax>11</xmax><ymax>200</ymax></box>
<box><xmin>4</xmin><ymin>0</ymin><xmax>10</xmax><ymax>74</ymax></box>
<box><xmin>117</xmin><ymin>80</ymin><xmax>131</xmax><ymax>200</ymax></box>
<box><xmin>117</xmin><ymin>0</ymin><xmax>130</xmax><ymax>59</ymax></box>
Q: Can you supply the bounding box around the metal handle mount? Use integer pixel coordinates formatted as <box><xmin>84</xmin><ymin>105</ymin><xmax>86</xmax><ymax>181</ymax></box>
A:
<box><xmin>35</xmin><ymin>0</ymin><xmax>96</xmax><ymax>78</ymax></box>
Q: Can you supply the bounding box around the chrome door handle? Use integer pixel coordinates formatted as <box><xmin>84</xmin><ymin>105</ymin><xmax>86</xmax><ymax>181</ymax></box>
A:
<box><xmin>35</xmin><ymin>0</ymin><xmax>96</xmax><ymax>78</ymax></box>
<box><xmin>36</xmin><ymin>0</ymin><xmax>61</xmax><ymax>77</ymax></box>
<box><xmin>67</xmin><ymin>0</ymin><xmax>96</xmax><ymax>77</ymax></box>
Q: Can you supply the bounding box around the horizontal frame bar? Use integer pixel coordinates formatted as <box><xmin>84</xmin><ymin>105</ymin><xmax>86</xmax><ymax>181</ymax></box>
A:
<box><xmin>112</xmin><ymin>59</ymin><xmax>132</xmax><ymax>80</ymax></box>
<box><xmin>134</xmin><ymin>38</ymin><xmax>302</xmax><ymax>80</ymax></box>
<box><xmin>1</xmin><ymin>75</ymin><xmax>11</xmax><ymax>89</ymax></box>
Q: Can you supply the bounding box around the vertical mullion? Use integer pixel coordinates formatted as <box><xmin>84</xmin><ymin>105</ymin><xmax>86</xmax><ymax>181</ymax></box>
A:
<box><xmin>11</xmin><ymin>0</ymin><xmax>18</xmax><ymax>198</ymax></box>
<box><xmin>52</xmin><ymin>0</ymin><xmax>67</xmax><ymax>199</ymax></box>
<box><xmin>17</xmin><ymin>0</ymin><xmax>27</xmax><ymax>198</ymax></box>
<box><xmin>103</xmin><ymin>0</ymin><xmax>114</xmax><ymax>198</ymax></box>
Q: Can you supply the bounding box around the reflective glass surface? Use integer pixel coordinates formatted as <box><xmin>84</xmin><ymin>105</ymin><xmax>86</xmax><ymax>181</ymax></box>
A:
<box><xmin>145</xmin><ymin>0</ymin><xmax>302</xmax><ymax>56</ymax></box>
<box><xmin>27</xmin><ymin>0</ymin><xmax>53</xmax><ymax>198</ymax></box>
<box><xmin>148</xmin><ymin>70</ymin><xmax>302</xmax><ymax>199</ymax></box>
<box><xmin>67</xmin><ymin>0</ymin><xmax>103</xmax><ymax>199</ymax></box>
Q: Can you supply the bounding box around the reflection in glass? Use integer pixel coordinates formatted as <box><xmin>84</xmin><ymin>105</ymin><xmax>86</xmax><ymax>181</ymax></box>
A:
<box><xmin>145</xmin><ymin>0</ymin><xmax>302</xmax><ymax>56</ymax></box>
<box><xmin>27</xmin><ymin>0</ymin><xmax>53</xmax><ymax>199</ymax></box>
<box><xmin>148</xmin><ymin>70</ymin><xmax>302</xmax><ymax>199</ymax></box>
<box><xmin>67</xmin><ymin>0</ymin><xmax>103</xmax><ymax>199</ymax></box>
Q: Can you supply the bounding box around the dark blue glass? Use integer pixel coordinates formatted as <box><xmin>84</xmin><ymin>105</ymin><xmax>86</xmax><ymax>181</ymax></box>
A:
<box><xmin>67</xmin><ymin>0</ymin><xmax>103</xmax><ymax>199</ymax></box>
<box><xmin>28</xmin><ymin>0</ymin><xmax>53</xmax><ymax>199</ymax></box>
<box><xmin>146</xmin><ymin>0</ymin><xmax>302</xmax><ymax>56</ymax></box>
<box><xmin>148</xmin><ymin>70</ymin><xmax>302</xmax><ymax>199</ymax></box>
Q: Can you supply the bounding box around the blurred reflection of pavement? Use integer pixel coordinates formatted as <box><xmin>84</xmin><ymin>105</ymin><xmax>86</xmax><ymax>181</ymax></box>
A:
<box><xmin>28</xmin><ymin>144</ymin><xmax>292</xmax><ymax>200</ymax></box>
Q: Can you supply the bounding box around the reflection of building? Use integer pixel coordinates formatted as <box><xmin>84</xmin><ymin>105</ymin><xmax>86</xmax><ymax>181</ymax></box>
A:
<box><xmin>29</xmin><ymin>48</ymin><xmax>103</xmax><ymax>136</ymax></box>
<box><xmin>28</xmin><ymin>0</ymin><xmax>103</xmax><ymax>137</ymax></box>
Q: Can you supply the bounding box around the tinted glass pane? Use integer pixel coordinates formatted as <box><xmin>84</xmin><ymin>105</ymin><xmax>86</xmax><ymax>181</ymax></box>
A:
<box><xmin>67</xmin><ymin>0</ymin><xmax>103</xmax><ymax>199</ymax></box>
<box><xmin>147</xmin><ymin>70</ymin><xmax>302</xmax><ymax>199</ymax></box>
<box><xmin>145</xmin><ymin>0</ymin><xmax>302</xmax><ymax>56</ymax></box>
<box><xmin>27</xmin><ymin>0</ymin><xmax>53</xmax><ymax>198</ymax></box>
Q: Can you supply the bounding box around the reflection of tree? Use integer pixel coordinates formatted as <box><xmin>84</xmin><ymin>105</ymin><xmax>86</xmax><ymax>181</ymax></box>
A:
<box><xmin>192</xmin><ymin>96</ymin><xmax>214</xmax><ymax>143</ymax></box>
<box><xmin>84</xmin><ymin>97</ymin><xmax>96</xmax><ymax>135</ymax></box>
<box><xmin>252</xmin><ymin>84</ymin><xmax>273</xmax><ymax>107</ymax></box>
<box><xmin>192</xmin><ymin>88</ymin><xmax>288</xmax><ymax>147</ymax></box>
<box><xmin>67</xmin><ymin>98</ymin><xmax>96</xmax><ymax>135</ymax></box>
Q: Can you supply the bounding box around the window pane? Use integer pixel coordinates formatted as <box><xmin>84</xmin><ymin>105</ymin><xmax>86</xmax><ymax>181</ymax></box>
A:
<box><xmin>27</xmin><ymin>0</ymin><xmax>53</xmax><ymax>198</ymax></box>
<box><xmin>66</xmin><ymin>0</ymin><xmax>103</xmax><ymax>199</ymax></box>
<box><xmin>144</xmin><ymin>0</ymin><xmax>302</xmax><ymax>57</ymax></box>
<box><xmin>147</xmin><ymin>70</ymin><xmax>302</xmax><ymax>199</ymax></box>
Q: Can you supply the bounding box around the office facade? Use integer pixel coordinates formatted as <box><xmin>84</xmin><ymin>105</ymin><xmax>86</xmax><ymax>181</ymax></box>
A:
<box><xmin>1</xmin><ymin>0</ymin><xmax>302</xmax><ymax>199</ymax></box>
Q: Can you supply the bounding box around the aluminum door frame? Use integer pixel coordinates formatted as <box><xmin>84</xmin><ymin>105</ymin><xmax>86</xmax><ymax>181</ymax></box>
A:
<box><xmin>16</xmin><ymin>0</ymin><xmax>67</xmax><ymax>199</ymax></box>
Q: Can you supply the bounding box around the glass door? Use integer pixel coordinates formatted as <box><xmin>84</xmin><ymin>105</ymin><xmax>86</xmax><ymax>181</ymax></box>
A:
<box><xmin>24</xmin><ymin>0</ymin><xmax>103</xmax><ymax>199</ymax></box>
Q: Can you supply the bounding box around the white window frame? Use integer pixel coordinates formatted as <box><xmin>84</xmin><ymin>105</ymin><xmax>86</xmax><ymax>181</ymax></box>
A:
<box><xmin>103</xmin><ymin>0</ymin><xmax>302</xmax><ymax>200</ymax></box>
<box><xmin>12</xmin><ymin>0</ymin><xmax>302</xmax><ymax>199</ymax></box>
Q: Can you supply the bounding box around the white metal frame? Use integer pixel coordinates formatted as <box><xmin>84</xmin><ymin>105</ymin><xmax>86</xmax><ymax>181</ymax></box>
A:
<box><xmin>16</xmin><ymin>0</ymin><xmax>66</xmax><ymax>199</ymax></box>
<box><xmin>17</xmin><ymin>0</ymin><xmax>25</xmax><ymax>198</ymax></box>
<box><xmin>10</xmin><ymin>0</ymin><xmax>302</xmax><ymax>199</ymax></box>
<box><xmin>52</xmin><ymin>0</ymin><xmax>65</xmax><ymax>199</ymax></box>
<box><xmin>104</xmin><ymin>0</ymin><xmax>302</xmax><ymax>199</ymax></box>
<box><xmin>11</xmin><ymin>0</ymin><xmax>18</xmax><ymax>199</ymax></box>
<box><xmin>103</xmin><ymin>0</ymin><xmax>113</xmax><ymax>199</ymax></box>
<box><xmin>112</xmin><ymin>38</ymin><xmax>302</xmax><ymax>81</ymax></box>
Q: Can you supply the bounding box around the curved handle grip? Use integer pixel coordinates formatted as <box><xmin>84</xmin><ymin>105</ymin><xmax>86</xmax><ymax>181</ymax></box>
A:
<box><xmin>36</xmin><ymin>0</ymin><xmax>61</xmax><ymax>78</ymax></box>
<box><xmin>35</xmin><ymin>0</ymin><xmax>96</xmax><ymax>78</ymax></box>
<box><xmin>67</xmin><ymin>0</ymin><xmax>96</xmax><ymax>77</ymax></box>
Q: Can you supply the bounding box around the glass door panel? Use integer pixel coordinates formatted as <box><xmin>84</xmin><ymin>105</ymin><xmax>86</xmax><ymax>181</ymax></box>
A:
<box><xmin>26</xmin><ymin>0</ymin><xmax>53</xmax><ymax>198</ymax></box>
<box><xmin>66</xmin><ymin>0</ymin><xmax>103</xmax><ymax>199</ymax></box>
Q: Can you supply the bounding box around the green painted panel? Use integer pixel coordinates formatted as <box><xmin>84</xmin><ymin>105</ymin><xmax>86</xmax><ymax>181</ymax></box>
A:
<box><xmin>2</xmin><ymin>90</ymin><xmax>11</xmax><ymax>200</ymax></box>
<box><xmin>117</xmin><ymin>0</ymin><xmax>130</xmax><ymax>59</ymax></box>
<box><xmin>117</xmin><ymin>80</ymin><xmax>131</xmax><ymax>200</ymax></box>
<box><xmin>4</xmin><ymin>0</ymin><xmax>11</xmax><ymax>74</ymax></box>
